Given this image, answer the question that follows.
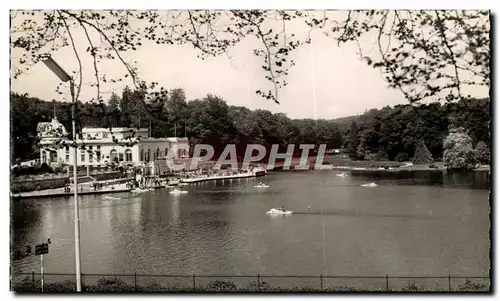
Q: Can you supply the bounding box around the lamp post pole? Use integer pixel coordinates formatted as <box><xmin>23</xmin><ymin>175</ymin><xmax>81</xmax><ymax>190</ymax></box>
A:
<box><xmin>42</xmin><ymin>56</ymin><xmax>82</xmax><ymax>292</ymax></box>
<box><xmin>70</xmin><ymin>80</ymin><xmax>82</xmax><ymax>292</ymax></box>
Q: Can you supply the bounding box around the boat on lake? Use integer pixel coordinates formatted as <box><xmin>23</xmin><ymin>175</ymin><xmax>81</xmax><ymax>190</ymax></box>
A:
<box><xmin>131</xmin><ymin>188</ymin><xmax>152</xmax><ymax>193</ymax></box>
<box><xmin>266</xmin><ymin>208</ymin><xmax>293</xmax><ymax>215</ymax></box>
<box><xmin>169</xmin><ymin>188</ymin><xmax>188</xmax><ymax>194</ymax></box>
<box><xmin>254</xmin><ymin>182</ymin><xmax>270</xmax><ymax>188</ymax></box>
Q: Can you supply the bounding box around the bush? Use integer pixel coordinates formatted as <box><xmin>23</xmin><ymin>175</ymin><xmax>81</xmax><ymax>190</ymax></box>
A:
<box><xmin>443</xmin><ymin>128</ymin><xmax>478</xmax><ymax>170</ymax></box>
<box><xmin>458</xmin><ymin>279</ymin><xmax>488</xmax><ymax>292</ymax></box>
<box><xmin>395</xmin><ymin>152</ymin><xmax>409</xmax><ymax>162</ymax></box>
<box><xmin>474</xmin><ymin>141</ymin><xmax>490</xmax><ymax>165</ymax></box>
<box><xmin>11</xmin><ymin>277</ymin><xmax>489</xmax><ymax>293</ymax></box>
<box><xmin>11</xmin><ymin>164</ymin><xmax>55</xmax><ymax>178</ymax></box>
<box><xmin>375</xmin><ymin>150</ymin><xmax>389</xmax><ymax>161</ymax></box>
<box><xmin>246</xmin><ymin>280</ymin><xmax>271</xmax><ymax>292</ymax></box>
<box><xmin>364</xmin><ymin>152</ymin><xmax>377</xmax><ymax>161</ymax></box>
<box><xmin>205</xmin><ymin>279</ymin><xmax>238</xmax><ymax>292</ymax></box>
<box><xmin>402</xmin><ymin>282</ymin><xmax>422</xmax><ymax>292</ymax></box>
<box><xmin>412</xmin><ymin>141</ymin><xmax>433</xmax><ymax>164</ymax></box>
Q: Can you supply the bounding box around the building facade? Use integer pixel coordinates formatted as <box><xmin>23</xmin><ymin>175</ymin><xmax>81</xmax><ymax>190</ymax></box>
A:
<box><xmin>37</xmin><ymin>117</ymin><xmax>189</xmax><ymax>169</ymax></box>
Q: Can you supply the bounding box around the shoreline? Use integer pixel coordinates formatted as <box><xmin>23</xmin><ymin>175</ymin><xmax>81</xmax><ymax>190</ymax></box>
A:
<box><xmin>11</xmin><ymin>170</ymin><xmax>267</xmax><ymax>200</ymax></box>
<box><xmin>11</xmin><ymin>186</ymin><xmax>132</xmax><ymax>200</ymax></box>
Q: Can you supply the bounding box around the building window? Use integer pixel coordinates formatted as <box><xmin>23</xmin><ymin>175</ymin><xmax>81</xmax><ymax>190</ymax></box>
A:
<box><xmin>87</xmin><ymin>134</ymin><xmax>92</xmax><ymax>139</ymax></box>
<box><xmin>81</xmin><ymin>154</ymin><xmax>85</xmax><ymax>163</ymax></box>
<box><xmin>110</xmin><ymin>149</ymin><xmax>117</xmax><ymax>162</ymax></box>
<box><xmin>42</xmin><ymin>151</ymin><xmax>47</xmax><ymax>164</ymax></box>
<box><xmin>89</xmin><ymin>153</ymin><xmax>93</xmax><ymax>163</ymax></box>
<box><xmin>103</xmin><ymin>132</ymin><xmax>108</xmax><ymax>139</ymax></box>
<box><xmin>165</xmin><ymin>148</ymin><xmax>168</xmax><ymax>158</ymax></box>
<box><xmin>156</xmin><ymin>148</ymin><xmax>160</xmax><ymax>160</ymax></box>
<box><xmin>65</xmin><ymin>146</ymin><xmax>70</xmax><ymax>162</ymax></box>
<box><xmin>140</xmin><ymin>149</ymin><xmax>144</xmax><ymax>161</ymax></box>
<box><xmin>119</xmin><ymin>153</ymin><xmax>124</xmax><ymax>162</ymax></box>
<box><xmin>96</xmin><ymin>146</ymin><xmax>101</xmax><ymax>163</ymax></box>
<box><xmin>50</xmin><ymin>151</ymin><xmax>57</xmax><ymax>163</ymax></box>
<box><xmin>125</xmin><ymin>149</ymin><xmax>132</xmax><ymax>162</ymax></box>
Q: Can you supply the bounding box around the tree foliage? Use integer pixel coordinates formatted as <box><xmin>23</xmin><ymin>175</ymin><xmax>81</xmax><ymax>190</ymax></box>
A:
<box><xmin>334</xmin><ymin>11</ymin><xmax>490</xmax><ymax>103</ymax></box>
<box><xmin>12</xmin><ymin>89</ymin><xmax>489</xmax><ymax>164</ymax></box>
<box><xmin>345</xmin><ymin>121</ymin><xmax>360</xmax><ymax>160</ymax></box>
<box><xmin>10</xmin><ymin>90</ymin><xmax>344</xmax><ymax>161</ymax></box>
<box><xmin>474</xmin><ymin>141</ymin><xmax>490</xmax><ymax>165</ymax></box>
<box><xmin>443</xmin><ymin>127</ymin><xmax>478</xmax><ymax>170</ymax></box>
<box><xmin>11</xmin><ymin>10</ymin><xmax>490</xmax><ymax>105</ymax></box>
<box><xmin>338</xmin><ymin>98</ymin><xmax>489</xmax><ymax>162</ymax></box>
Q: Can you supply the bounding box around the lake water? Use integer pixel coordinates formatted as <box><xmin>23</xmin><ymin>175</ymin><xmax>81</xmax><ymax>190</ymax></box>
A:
<box><xmin>11</xmin><ymin>170</ymin><xmax>490</xmax><ymax>290</ymax></box>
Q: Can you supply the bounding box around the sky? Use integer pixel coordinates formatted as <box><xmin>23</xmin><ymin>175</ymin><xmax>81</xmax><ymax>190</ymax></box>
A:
<box><xmin>9</xmin><ymin>10</ymin><xmax>488</xmax><ymax>120</ymax></box>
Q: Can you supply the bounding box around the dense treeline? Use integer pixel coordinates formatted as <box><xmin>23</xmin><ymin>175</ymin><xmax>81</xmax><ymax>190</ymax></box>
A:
<box><xmin>341</xmin><ymin>99</ymin><xmax>490</xmax><ymax>162</ymax></box>
<box><xmin>10</xmin><ymin>88</ymin><xmax>343</xmax><ymax>161</ymax></box>
<box><xmin>10</xmin><ymin>88</ymin><xmax>489</xmax><ymax>163</ymax></box>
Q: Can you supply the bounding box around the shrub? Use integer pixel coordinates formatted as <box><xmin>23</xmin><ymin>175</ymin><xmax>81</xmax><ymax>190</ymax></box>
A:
<box><xmin>205</xmin><ymin>279</ymin><xmax>238</xmax><ymax>292</ymax></box>
<box><xmin>412</xmin><ymin>141</ymin><xmax>433</xmax><ymax>164</ymax></box>
<box><xmin>458</xmin><ymin>279</ymin><xmax>488</xmax><ymax>292</ymax></box>
<box><xmin>395</xmin><ymin>152</ymin><xmax>410</xmax><ymax>162</ymax></box>
<box><xmin>402</xmin><ymin>282</ymin><xmax>422</xmax><ymax>292</ymax></box>
<box><xmin>246</xmin><ymin>280</ymin><xmax>271</xmax><ymax>292</ymax></box>
<box><xmin>474</xmin><ymin>141</ymin><xmax>490</xmax><ymax>165</ymax></box>
<box><xmin>443</xmin><ymin>128</ymin><xmax>478</xmax><ymax>170</ymax></box>
<box><xmin>375</xmin><ymin>150</ymin><xmax>389</xmax><ymax>161</ymax></box>
<box><xmin>364</xmin><ymin>152</ymin><xmax>377</xmax><ymax>161</ymax></box>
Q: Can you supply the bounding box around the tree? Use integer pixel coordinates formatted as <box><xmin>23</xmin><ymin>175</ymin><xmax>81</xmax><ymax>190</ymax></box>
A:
<box><xmin>443</xmin><ymin>127</ymin><xmax>478</xmax><ymax>170</ymax></box>
<box><xmin>11</xmin><ymin>10</ymin><xmax>489</xmax><ymax>106</ymax></box>
<box><xmin>106</xmin><ymin>92</ymin><xmax>121</xmax><ymax>128</ymax></box>
<box><xmin>412</xmin><ymin>141</ymin><xmax>433</xmax><ymax>164</ymax></box>
<box><xmin>164</xmin><ymin>88</ymin><xmax>188</xmax><ymax>136</ymax></box>
<box><xmin>346</xmin><ymin>121</ymin><xmax>360</xmax><ymax>160</ymax></box>
<box><xmin>474</xmin><ymin>141</ymin><xmax>490</xmax><ymax>165</ymax></box>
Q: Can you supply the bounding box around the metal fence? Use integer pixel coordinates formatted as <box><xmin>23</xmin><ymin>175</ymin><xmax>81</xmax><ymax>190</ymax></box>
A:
<box><xmin>10</xmin><ymin>272</ymin><xmax>491</xmax><ymax>292</ymax></box>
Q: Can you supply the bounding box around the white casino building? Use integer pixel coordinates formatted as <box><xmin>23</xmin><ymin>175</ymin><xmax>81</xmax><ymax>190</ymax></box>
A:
<box><xmin>37</xmin><ymin>117</ymin><xmax>189</xmax><ymax>171</ymax></box>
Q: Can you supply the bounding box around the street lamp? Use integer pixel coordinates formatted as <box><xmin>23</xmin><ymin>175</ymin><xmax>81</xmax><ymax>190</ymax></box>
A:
<box><xmin>42</xmin><ymin>56</ymin><xmax>82</xmax><ymax>292</ymax></box>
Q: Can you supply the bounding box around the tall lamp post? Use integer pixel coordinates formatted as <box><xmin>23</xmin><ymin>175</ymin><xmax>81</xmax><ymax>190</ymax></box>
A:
<box><xmin>42</xmin><ymin>57</ymin><xmax>82</xmax><ymax>292</ymax></box>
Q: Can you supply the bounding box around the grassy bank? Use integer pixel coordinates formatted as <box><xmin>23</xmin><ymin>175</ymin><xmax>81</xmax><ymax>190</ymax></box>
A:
<box><xmin>11</xmin><ymin>276</ymin><xmax>489</xmax><ymax>293</ymax></box>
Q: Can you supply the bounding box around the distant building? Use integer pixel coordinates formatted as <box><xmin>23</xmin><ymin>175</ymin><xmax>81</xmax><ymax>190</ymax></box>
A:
<box><xmin>37</xmin><ymin>117</ymin><xmax>189</xmax><ymax>170</ymax></box>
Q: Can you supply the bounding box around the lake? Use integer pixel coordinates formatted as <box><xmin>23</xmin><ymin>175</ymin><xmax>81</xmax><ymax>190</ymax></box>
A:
<box><xmin>11</xmin><ymin>170</ymin><xmax>490</xmax><ymax>290</ymax></box>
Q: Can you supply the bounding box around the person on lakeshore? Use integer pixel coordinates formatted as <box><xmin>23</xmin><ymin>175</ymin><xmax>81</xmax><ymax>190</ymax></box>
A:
<box><xmin>282</xmin><ymin>205</ymin><xmax>286</xmax><ymax>212</ymax></box>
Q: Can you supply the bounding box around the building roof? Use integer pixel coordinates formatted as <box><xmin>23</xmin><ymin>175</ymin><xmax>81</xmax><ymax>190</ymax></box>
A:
<box><xmin>37</xmin><ymin>117</ymin><xmax>68</xmax><ymax>138</ymax></box>
<box><xmin>82</xmin><ymin>127</ymin><xmax>149</xmax><ymax>133</ymax></box>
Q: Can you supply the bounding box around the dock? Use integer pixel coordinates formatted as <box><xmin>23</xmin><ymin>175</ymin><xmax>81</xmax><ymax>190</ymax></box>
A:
<box><xmin>182</xmin><ymin>170</ymin><xmax>266</xmax><ymax>183</ymax></box>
